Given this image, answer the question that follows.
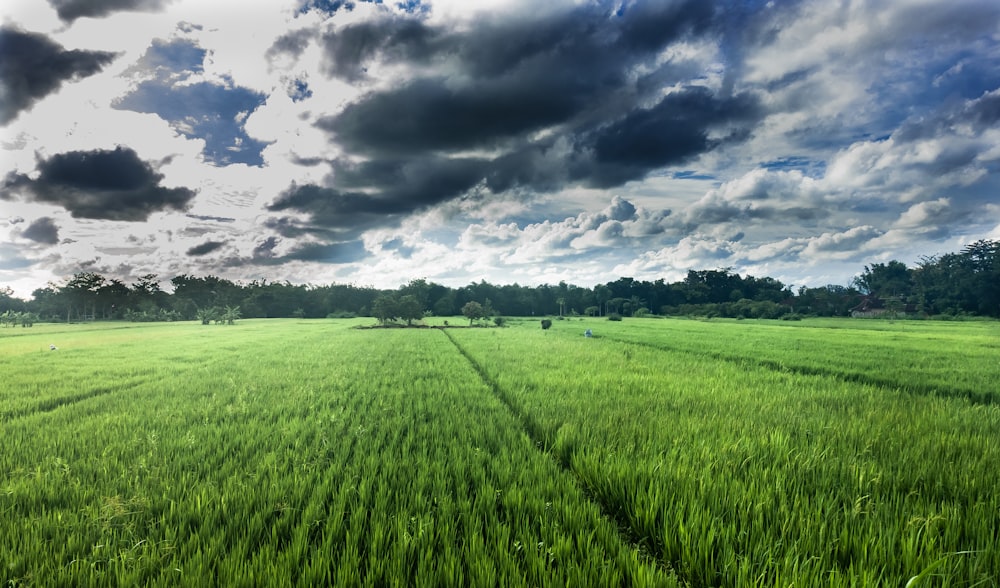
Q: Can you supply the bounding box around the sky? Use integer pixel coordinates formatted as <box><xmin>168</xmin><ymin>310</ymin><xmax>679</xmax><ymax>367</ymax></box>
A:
<box><xmin>1</xmin><ymin>0</ymin><xmax>999</xmax><ymax>298</ymax></box>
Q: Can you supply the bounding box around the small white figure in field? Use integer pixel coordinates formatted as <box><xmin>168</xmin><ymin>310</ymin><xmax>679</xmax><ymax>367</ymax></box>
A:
<box><xmin>50</xmin><ymin>344</ymin><xmax>58</xmax><ymax>350</ymax></box>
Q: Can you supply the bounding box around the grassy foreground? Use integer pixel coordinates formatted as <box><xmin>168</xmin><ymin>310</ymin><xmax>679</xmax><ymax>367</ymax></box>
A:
<box><xmin>1</xmin><ymin>317</ymin><xmax>997</xmax><ymax>587</ymax></box>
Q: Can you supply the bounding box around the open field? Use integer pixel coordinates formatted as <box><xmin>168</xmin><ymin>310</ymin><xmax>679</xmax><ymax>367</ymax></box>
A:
<box><xmin>2</xmin><ymin>318</ymin><xmax>998</xmax><ymax>587</ymax></box>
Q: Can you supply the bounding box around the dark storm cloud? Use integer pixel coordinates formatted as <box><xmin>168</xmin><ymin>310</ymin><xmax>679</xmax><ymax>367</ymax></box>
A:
<box><xmin>318</xmin><ymin>0</ymin><xmax>720</xmax><ymax>155</ymax></box>
<box><xmin>264</xmin><ymin>148</ymin><xmax>554</xmax><ymax>253</ymax></box>
<box><xmin>3</xmin><ymin>147</ymin><xmax>196</xmax><ymax>221</ymax></box>
<box><xmin>281</xmin><ymin>240</ymin><xmax>368</xmax><ymax>263</ymax></box>
<box><xmin>267</xmin><ymin>184</ymin><xmax>410</xmax><ymax>237</ymax></box>
<box><xmin>331</xmin><ymin>156</ymin><xmax>489</xmax><ymax>204</ymax></box>
<box><xmin>21</xmin><ymin>217</ymin><xmax>60</xmax><ymax>244</ymax></box>
<box><xmin>318</xmin><ymin>2</ymin><xmax>714</xmax><ymax>154</ymax></box>
<box><xmin>0</xmin><ymin>26</ymin><xmax>118</xmax><ymax>125</ymax></box>
<box><xmin>186</xmin><ymin>240</ymin><xmax>227</xmax><ymax>256</ymax></box>
<box><xmin>320</xmin><ymin>18</ymin><xmax>427</xmax><ymax>80</ymax></box>
<box><xmin>579</xmin><ymin>87</ymin><xmax>762</xmax><ymax>187</ymax></box>
<box><xmin>48</xmin><ymin>0</ymin><xmax>174</xmax><ymax>22</ymax></box>
<box><xmin>288</xmin><ymin>0</ymin><xmax>759</xmax><ymax>235</ymax></box>
<box><xmin>321</xmin><ymin>75</ymin><xmax>585</xmax><ymax>154</ymax></box>
<box><xmin>186</xmin><ymin>213</ymin><xmax>235</xmax><ymax>223</ymax></box>
<box><xmin>216</xmin><ymin>235</ymin><xmax>368</xmax><ymax>268</ymax></box>
<box><xmin>267</xmin><ymin>155</ymin><xmax>491</xmax><ymax>240</ymax></box>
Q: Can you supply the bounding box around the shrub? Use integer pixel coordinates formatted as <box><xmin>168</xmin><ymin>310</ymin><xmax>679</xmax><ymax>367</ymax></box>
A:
<box><xmin>608</xmin><ymin>313</ymin><xmax>622</xmax><ymax>321</ymax></box>
<box><xmin>541</xmin><ymin>319</ymin><xmax>552</xmax><ymax>330</ymax></box>
<box><xmin>493</xmin><ymin>317</ymin><xmax>507</xmax><ymax>327</ymax></box>
<box><xmin>326</xmin><ymin>310</ymin><xmax>357</xmax><ymax>319</ymax></box>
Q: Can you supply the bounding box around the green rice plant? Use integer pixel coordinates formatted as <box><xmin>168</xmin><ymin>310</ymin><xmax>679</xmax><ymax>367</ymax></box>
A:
<box><xmin>449</xmin><ymin>321</ymin><xmax>1000</xmax><ymax>587</ymax></box>
<box><xmin>1</xmin><ymin>321</ymin><xmax>677</xmax><ymax>587</ymax></box>
<box><xmin>588</xmin><ymin>316</ymin><xmax>1000</xmax><ymax>403</ymax></box>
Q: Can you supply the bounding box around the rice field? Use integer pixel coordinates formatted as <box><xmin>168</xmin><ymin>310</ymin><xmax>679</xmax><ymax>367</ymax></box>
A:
<box><xmin>1</xmin><ymin>317</ymin><xmax>998</xmax><ymax>587</ymax></box>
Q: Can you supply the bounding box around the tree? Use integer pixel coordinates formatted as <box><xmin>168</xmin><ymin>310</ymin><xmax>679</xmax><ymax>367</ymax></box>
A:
<box><xmin>432</xmin><ymin>290</ymin><xmax>457</xmax><ymax>316</ymax></box>
<box><xmin>171</xmin><ymin>274</ymin><xmax>239</xmax><ymax>318</ymax></box>
<box><xmin>0</xmin><ymin>286</ymin><xmax>25</xmax><ymax>314</ymax></box>
<box><xmin>593</xmin><ymin>285</ymin><xmax>611</xmax><ymax>316</ymax></box>
<box><xmin>853</xmin><ymin>261</ymin><xmax>912</xmax><ymax>299</ymax></box>
<box><xmin>482</xmin><ymin>298</ymin><xmax>496</xmax><ymax>320</ymax></box>
<box><xmin>397</xmin><ymin>294</ymin><xmax>424</xmax><ymax>326</ymax></box>
<box><xmin>372</xmin><ymin>294</ymin><xmax>399</xmax><ymax>325</ymax></box>
<box><xmin>99</xmin><ymin>279</ymin><xmax>130</xmax><ymax>318</ymax></box>
<box><xmin>398</xmin><ymin>279</ymin><xmax>431</xmax><ymax>312</ymax></box>
<box><xmin>462</xmin><ymin>301</ymin><xmax>484</xmax><ymax>326</ymax></box>
<box><xmin>64</xmin><ymin>272</ymin><xmax>106</xmax><ymax>321</ymax></box>
<box><xmin>628</xmin><ymin>295</ymin><xmax>644</xmax><ymax>316</ymax></box>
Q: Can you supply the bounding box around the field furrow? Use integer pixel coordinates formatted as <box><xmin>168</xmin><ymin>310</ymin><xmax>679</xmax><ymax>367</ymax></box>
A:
<box><xmin>586</xmin><ymin>317</ymin><xmax>1000</xmax><ymax>403</ymax></box>
<box><xmin>440</xmin><ymin>328</ymin><xmax>670</xmax><ymax>572</ymax></box>
<box><xmin>601</xmin><ymin>333</ymin><xmax>995</xmax><ymax>405</ymax></box>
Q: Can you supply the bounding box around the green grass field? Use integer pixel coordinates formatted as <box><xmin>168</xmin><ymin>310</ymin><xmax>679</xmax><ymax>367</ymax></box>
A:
<box><xmin>2</xmin><ymin>317</ymin><xmax>998</xmax><ymax>587</ymax></box>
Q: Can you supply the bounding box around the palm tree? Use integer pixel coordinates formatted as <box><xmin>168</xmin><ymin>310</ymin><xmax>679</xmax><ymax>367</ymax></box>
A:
<box><xmin>222</xmin><ymin>305</ymin><xmax>242</xmax><ymax>325</ymax></box>
<box><xmin>556</xmin><ymin>297</ymin><xmax>566</xmax><ymax>317</ymax></box>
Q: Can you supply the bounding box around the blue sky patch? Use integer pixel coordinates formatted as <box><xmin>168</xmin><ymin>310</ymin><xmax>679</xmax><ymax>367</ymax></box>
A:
<box><xmin>115</xmin><ymin>78</ymin><xmax>270</xmax><ymax>166</ymax></box>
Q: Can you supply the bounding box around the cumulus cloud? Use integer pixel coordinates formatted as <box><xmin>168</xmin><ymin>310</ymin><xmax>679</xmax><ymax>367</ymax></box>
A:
<box><xmin>0</xmin><ymin>26</ymin><xmax>118</xmax><ymax>125</ymax></box>
<box><xmin>186</xmin><ymin>240</ymin><xmax>227</xmax><ymax>256</ymax></box>
<box><xmin>20</xmin><ymin>217</ymin><xmax>60</xmax><ymax>244</ymax></box>
<box><xmin>456</xmin><ymin>196</ymin><xmax>671</xmax><ymax>266</ymax></box>
<box><xmin>2</xmin><ymin>147</ymin><xmax>197</xmax><ymax>221</ymax></box>
<box><xmin>800</xmin><ymin>226</ymin><xmax>883</xmax><ymax>261</ymax></box>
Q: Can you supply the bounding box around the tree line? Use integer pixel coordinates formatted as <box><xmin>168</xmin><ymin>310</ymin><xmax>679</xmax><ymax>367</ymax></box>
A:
<box><xmin>0</xmin><ymin>240</ymin><xmax>996</xmax><ymax>322</ymax></box>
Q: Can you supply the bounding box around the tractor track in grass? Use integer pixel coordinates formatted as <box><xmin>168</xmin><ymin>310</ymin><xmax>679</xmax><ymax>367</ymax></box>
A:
<box><xmin>0</xmin><ymin>379</ymin><xmax>147</xmax><ymax>422</ymax></box>
<box><xmin>601</xmin><ymin>335</ymin><xmax>996</xmax><ymax>406</ymax></box>
<box><xmin>439</xmin><ymin>328</ymin><xmax>673</xmax><ymax>576</ymax></box>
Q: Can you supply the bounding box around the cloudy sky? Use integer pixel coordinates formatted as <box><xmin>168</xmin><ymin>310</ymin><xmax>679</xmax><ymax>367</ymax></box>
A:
<box><xmin>2</xmin><ymin>0</ymin><xmax>999</xmax><ymax>298</ymax></box>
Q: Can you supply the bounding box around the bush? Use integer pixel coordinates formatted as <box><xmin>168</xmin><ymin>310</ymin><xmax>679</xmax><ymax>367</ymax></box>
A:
<box><xmin>125</xmin><ymin>308</ymin><xmax>182</xmax><ymax>322</ymax></box>
<box><xmin>541</xmin><ymin>319</ymin><xmax>552</xmax><ymax>330</ymax></box>
<box><xmin>493</xmin><ymin>317</ymin><xmax>507</xmax><ymax>327</ymax></box>
<box><xmin>326</xmin><ymin>310</ymin><xmax>357</xmax><ymax>319</ymax></box>
<box><xmin>607</xmin><ymin>313</ymin><xmax>622</xmax><ymax>321</ymax></box>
